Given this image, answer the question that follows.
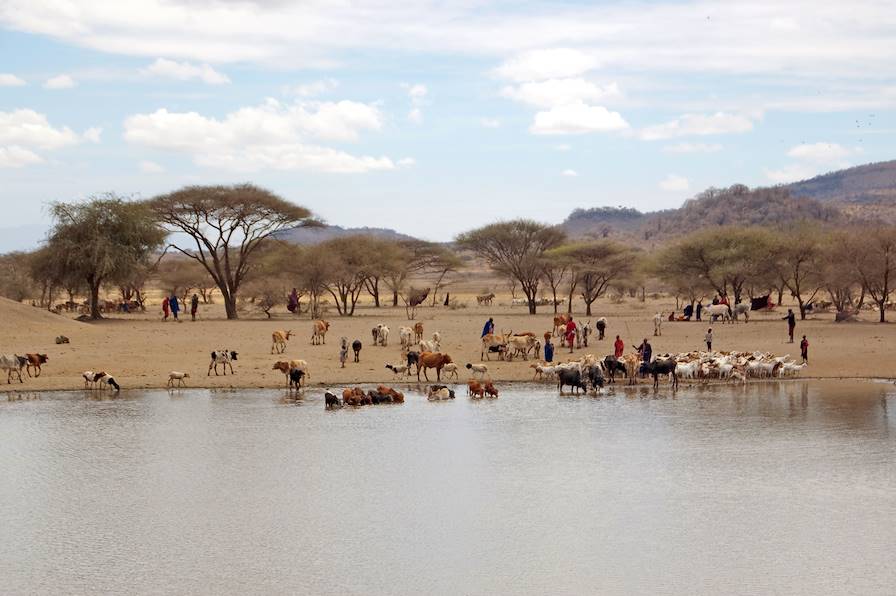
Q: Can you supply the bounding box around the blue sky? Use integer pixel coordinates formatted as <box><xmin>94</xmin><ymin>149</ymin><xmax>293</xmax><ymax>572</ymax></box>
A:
<box><xmin>1</xmin><ymin>0</ymin><xmax>895</xmax><ymax>251</ymax></box>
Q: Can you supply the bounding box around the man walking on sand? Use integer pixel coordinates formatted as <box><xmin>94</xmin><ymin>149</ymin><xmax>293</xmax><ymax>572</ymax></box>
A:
<box><xmin>783</xmin><ymin>309</ymin><xmax>796</xmax><ymax>343</ymax></box>
<box><xmin>190</xmin><ymin>294</ymin><xmax>199</xmax><ymax>321</ymax></box>
<box><xmin>800</xmin><ymin>335</ymin><xmax>809</xmax><ymax>364</ymax></box>
<box><xmin>705</xmin><ymin>328</ymin><xmax>713</xmax><ymax>351</ymax></box>
<box><xmin>170</xmin><ymin>293</ymin><xmax>180</xmax><ymax>322</ymax></box>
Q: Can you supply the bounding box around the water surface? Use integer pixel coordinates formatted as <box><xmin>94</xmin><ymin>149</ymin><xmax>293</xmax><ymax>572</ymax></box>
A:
<box><xmin>2</xmin><ymin>381</ymin><xmax>894</xmax><ymax>595</ymax></box>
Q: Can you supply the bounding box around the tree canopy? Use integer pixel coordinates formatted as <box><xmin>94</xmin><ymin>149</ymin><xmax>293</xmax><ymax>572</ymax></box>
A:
<box><xmin>456</xmin><ymin>220</ymin><xmax>566</xmax><ymax>314</ymax></box>
<box><xmin>148</xmin><ymin>184</ymin><xmax>317</xmax><ymax>319</ymax></box>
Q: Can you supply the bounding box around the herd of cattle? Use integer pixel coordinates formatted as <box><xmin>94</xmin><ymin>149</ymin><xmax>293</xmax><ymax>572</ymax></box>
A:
<box><xmin>2</xmin><ymin>312</ymin><xmax>806</xmax><ymax>403</ymax></box>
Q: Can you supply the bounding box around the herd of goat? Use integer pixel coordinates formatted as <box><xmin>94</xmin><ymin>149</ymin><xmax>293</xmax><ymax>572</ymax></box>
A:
<box><xmin>1</xmin><ymin>316</ymin><xmax>806</xmax><ymax>404</ymax></box>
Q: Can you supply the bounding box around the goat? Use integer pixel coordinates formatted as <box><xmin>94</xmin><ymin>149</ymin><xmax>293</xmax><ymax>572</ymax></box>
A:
<box><xmin>442</xmin><ymin>362</ymin><xmax>459</xmax><ymax>380</ymax></box>
<box><xmin>311</xmin><ymin>320</ymin><xmax>330</xmax><ymax>345</ymax></box>
<box><xmin>465</xmin><ymin>362</ymin><xmax>489</xmax><ymax>379</ymax></box>
<box><xmin>271</xmin><ymin>330</ymin><xmax>293</xmax><ymax>354</ymax></box>
<box><xmin>385</xmin><ymin>363</ymin><xmax>411</xmax><ymax>378</ymax></box>
<box><xmin>208</xmin><ymin>350</ymin><xmax>238</xmax><ymax>376</ymax></box>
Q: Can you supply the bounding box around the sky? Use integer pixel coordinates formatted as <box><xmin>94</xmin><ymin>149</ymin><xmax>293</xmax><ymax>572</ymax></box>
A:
<box><xmin>1</xmin><ymin>0</ymin><xmax>895</xmax><ymax>251</ymax></box>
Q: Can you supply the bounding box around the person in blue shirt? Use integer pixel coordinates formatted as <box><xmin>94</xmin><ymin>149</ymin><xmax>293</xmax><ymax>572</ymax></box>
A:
<box><xmin>481</xmin><ymin>317</ymin><xmax>495</xmax><ymax>337</ymax></box>
<box><xmin>169</xmin><ymin>294</ymin><xmax>180</xmax><ymax>321</ymax></box>
<box><xmin>544</xmin><ymin>338</ymin><xmax>554</xmax><ymax>363</ymax></box>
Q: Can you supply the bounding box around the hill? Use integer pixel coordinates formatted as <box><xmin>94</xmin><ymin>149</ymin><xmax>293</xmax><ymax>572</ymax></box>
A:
<box><xmin>0</xmin><ymin>296</ymin><xmax>92</xmax><ymax>347</ymax></box>
<box><xmin>563</xmin><ymin>160</ymin><xmax>896</xmax><ymax>243</ymax></box>
<box><xmin>276</xmin><ymin>224</ymin><xmax>419</xmax><ymax>245</ymax></box>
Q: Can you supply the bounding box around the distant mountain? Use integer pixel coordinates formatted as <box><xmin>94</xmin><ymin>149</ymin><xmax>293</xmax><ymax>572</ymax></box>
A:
<box><xmin>276</xmin><ymin>224</ymin><xmax>419</xmax><ymax>245</ymax></box>
<box><xmin>562</xmin><ymin>160</ymin><xmax>896</xmax><ymax>244</ymax></box>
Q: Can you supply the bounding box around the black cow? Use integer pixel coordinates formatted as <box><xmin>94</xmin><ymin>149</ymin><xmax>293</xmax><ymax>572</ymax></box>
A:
<box><xmin>406</xmin><ymin>350</ymin><xmax>420</xmax><ymax>369</ymax></box>
<box><xmin>602</xmin><ymin>356</ymin><xmax>627</xmax><ymax>384</ymax></box>
<box><xmin>584</xmin><ymin>365</ymin><xmax>605</xmax><ymax>392</ymax></box>
<box><xmin>645</xmin><ymin>358</ymin><xmax>678</xmax><ymax>390</ymax></box>
<box><xmin>289</xmin><ymin>368</ymin><xmax>305</xmax><ymax>390</ymax></box>
<box><xmin>558</xmin><ymin>368</ymin><xmax>587</xmax><ymax>395</ymax></box>
<box><xmin>324</xmin><ymin>390</ymin><xmax>342</xmax><ymax>409</ymax></box>
<box><xmin>352</xmin><ymin>339</ymin><xmax>362</xmax><ymax>363</ymax></box>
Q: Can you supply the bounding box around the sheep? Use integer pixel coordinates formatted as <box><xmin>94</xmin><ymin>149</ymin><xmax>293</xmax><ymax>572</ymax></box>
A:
<box><xmin>385</xmin><ymin>363</ymin><xmax>411</xmax><ymax>378</ymax></box>
<box><xmin>399</xmin><ymin>326</ymin><xmax>414</xmax><ymax>349</ymax></box>
<box><xmin>442</xmin><ymin>362</ymin><xmax>459</xmax><ymax>380</ymax></box>
<box><xmin>167</xmin><ymin>371</ymin><xmax>190</xmax><ymax>387</ymax></box>
<box><xmin>271</xmin><ymin>330</ymin><xmax>293</xmax><ymax>354</ymax></box>
<box><xmin>465</xmin><ymin>362</ymin><xmax>489</xmax><ymax>379</ymax></box>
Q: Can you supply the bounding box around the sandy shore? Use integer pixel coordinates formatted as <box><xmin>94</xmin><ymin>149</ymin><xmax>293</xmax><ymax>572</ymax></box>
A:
<box><xmin>1</xmin><ymin>295</ymin><xmax>894</xmax><ymax>393</ymax></box>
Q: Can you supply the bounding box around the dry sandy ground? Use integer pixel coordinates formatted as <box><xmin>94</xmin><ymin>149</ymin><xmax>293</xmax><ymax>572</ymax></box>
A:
<box><xmin>1</xmin><ymin>294</ymin><xmax>894</xmax><ymax>393</ymax></box>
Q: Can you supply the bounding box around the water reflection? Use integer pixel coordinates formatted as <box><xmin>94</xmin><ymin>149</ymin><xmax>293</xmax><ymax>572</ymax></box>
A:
<box><xmin>0</xmin><ymin>380</ymin><xmax>893</xmax><ymax>595</ymax></box>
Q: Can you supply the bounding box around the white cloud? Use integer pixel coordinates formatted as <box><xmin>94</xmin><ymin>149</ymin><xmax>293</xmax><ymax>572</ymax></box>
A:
<box><xmin>0</xmin><ymin>146</ymin><xmax>43</xmax><ymax>168</ymax></box>
<box><xmin>43</xmin><ymin>74</ymin><xmax>75</xmax><ymax>89</ymax></box>
<box><xmin>495</xmin><ymin>49</ymin><xmax>598</xmax><ymax>82</ymax></box>
<box><xmin>142</xmin><ymin>58</ymin><xmax>230</xmax><ymax>85</ymax></box>
<box><xmin>501</xmin><ymin>78</ymin><xmax>620</xmax><ymax>108</ymax></box>
<box><xmin>287</xmin><ymin>78</ymin><xmax>339</xmax><ymax>97</ymax></box>
<box><xmin>561</xmin><ymin>169</ymin><xmax>578</xmax><ymax>177</ymax></box>
<box><xmin>662</xmin><ymin>142</ymin><xmax>723</xmax><ymax>153</ymax></box>
<box><xmin>765</xmin><ymin>165</ymin><xmax>816</xmax><ymax>184</ymax></box>
<box><xmin>123</xmin><ymin>98</ymin><xmax>396</xmax><ymax>173</ymax></box>
<box><xmin>480</xmin><ymin>118</ymin><xmax>500</xmax><ymax>128</ymax></box>
<box><xmin>659</xmin><ymin>174</ymin><xmax>689</xmax><ymax>191</ymax></box>
<box><xmin>0</xmin><ymin>109</ymin><xmax>89</xmax><ymax>168</ymax></box>
<box><xmin>83</xmin><ymin>127</ymin><xmax>103</xmax><ymax>143</ymax></box>
<box><xmin>139</xmin><ymin>160</ymin><xmax>164</xmax><ymax>173</ymax></box>
<box><xmin>640</xmin><ymin>112</ymin><xmax>754</xmax><ymax>140</ymax></box>
<box><xmin>397</xmin><ymin>157</ymin><xmax>416</xmax><ymax>167</ymax></box>
<box><xmin>786</xmin><ymin>142</ymin><xmax>851</xmax><ymax>163</ymax></box>
<box><xmin>402</xmin><ymin>82</ymin><xmax>427</xmax><ymax>124</ymax></box>
<box><xmin>0</xmin><ymin>73</ymin><xmax>26</xmax><ymax>87</ymax></box>
<box><xmin>530</xmin><ymin>102</ymin><xmax>628</xmax><ymax>135</ymax></box>
<box><xmin>0</xmin><ymin>109</ymin><xmax>80</xmax><ymax>149</ymax></box>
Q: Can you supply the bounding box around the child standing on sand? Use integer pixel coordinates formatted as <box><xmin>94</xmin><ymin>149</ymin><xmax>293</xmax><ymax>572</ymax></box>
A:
<box><xmin>800</xmin><ymin>335</ymin><xmax>809</xmax><ymax>363</ymax></box>
<box><xmin>339</xmin><ymin>337</ymin><xmax>348</xmax><ymax>368</ymax></box>
<box><xmin>705</xmin><ymin>328</ymin><xmax>713</xmax><ymax>351</ymax></box>
<box><xmin>162</xmin><ymin>296</ymin><xmax>170</xmax><ymax>321</ymax></box>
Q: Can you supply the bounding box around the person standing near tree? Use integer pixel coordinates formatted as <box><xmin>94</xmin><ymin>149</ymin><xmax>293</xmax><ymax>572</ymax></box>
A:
<box><xmin>170</xmin><ymin>293</ymin><xmax>180</xmax><ymax>322</ymax></box>
<box><xmin>696</xmin><ymin>300</ymin><xmax>703</xmax><ymax>321</ymax></box>
<box><xmin>565</xmin><ymin>316</ymin><xmax>577</xmax><ymax>354</ymax></box>
<box><xmin>162</xmin><ymin>296</ymin><xmax>170</xmax><ymax>321</ymax></box>
<box><xmin>614</xmin><ymin>335</ymin><xmax>625</xmax><ymax>358</ymax></box>
<box><xmin>190</xmin><ymin>294</ymin><xmax>199</xmax><ymax>321</ymax></box>
<box><xmin>783</xmin><ymin>309</ymin><xmax>796</xmax><ymax>343</ymax></box>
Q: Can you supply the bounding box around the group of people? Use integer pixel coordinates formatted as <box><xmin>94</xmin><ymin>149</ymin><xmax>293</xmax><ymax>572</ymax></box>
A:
<box><xmin>162</xmin><ymin>293</ymin><xmax>201</xmax><ymax>322</ymax></box>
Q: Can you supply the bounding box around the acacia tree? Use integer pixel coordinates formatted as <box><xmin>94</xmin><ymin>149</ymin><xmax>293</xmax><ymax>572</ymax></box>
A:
<box><xmin>318</xmin><ymin>236</ymin><xmax>373</xmax><ymax>316</ymax></box>
<box><xmin>772</xmin><ymin>227</ymin><xmax>824</xmax><ymax>320</ymax></box>
<box><xmin>540</xmin><ymin>258</ymin><xmax>571</xmax><ymax>314</ymax></box>
<box><xmin>148</xmin><ymin>184</ymin><xmax>316</xmax><ymax>319</ymax></box>
<box><xmin>550</xmin><ymin>241</ymin><xmax>634</xmax><ymax>316</ymax></box>
<box><xmin>456</xmin><ymin>220</ymin><xmax>566</xmax><ymax>314</ymax></box>
<box><xmin>654</xmin><ymin>227</ymin><xmax>774</xmax><ymax>304</ymax></box>
<box><xmin>845</xmin><ymin>226</ymin><xmax>896</xmax><ymax>323</ymax></box>
<box><xmin>383</xmin><ymin>240</ymin><xmax>451</xmax><ymax>307</ymax></box>
<box><xmin>45</xmin><ymin>197</ymin><xmax>165</xmax><ymax>319</ymax></box>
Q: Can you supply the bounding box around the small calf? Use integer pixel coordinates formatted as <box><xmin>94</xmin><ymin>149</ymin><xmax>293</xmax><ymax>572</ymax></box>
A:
<box><xmin>483</xmin><ymin>381</ymin><xmax>499</xmax><ymax>398</ymax></box>
<box><xmin>324</xmin><ymin>390</ymin><xmax>342</xmax><ymax>409</ymax></box>
<box><xmin>385</xmin><ymin>363</ymin><xmax>410</xmax><ymax>378</ymax></box>
<box><xmin>25</xmin><ymin>353</ymin><xmax>49</xmax><ymax>378</ymax></box>
<box><xmin>167</xmin><ymin>371</ymin><xmax>190</xmax><ymax>388</ymax></box>
<box><xmin>352</xmin><ymin>339</ymin><xmax>362</xmax><ymax>363</ymax></box>
<box><xmin>442</xmin><ymin>362</ymin><xmax>459</xmax><ymax>380</ymax></box>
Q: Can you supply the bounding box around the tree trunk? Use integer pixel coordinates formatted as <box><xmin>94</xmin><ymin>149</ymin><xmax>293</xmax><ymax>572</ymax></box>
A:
<box><xmin>223</xmin><ymin>291</ymin><xmax>238</xmax><ymax>319</ymax></box>
<box><xmin>879</xmin><ymin>302</ymin><xmax>886</xmax><ymax>323</ymax></box>
<box><xmin>89</xmin><ymin>279</ymin><xmax>102</xmax><ymax>320</ymax></box>
<box><xmin>585</xmin><ymin>300</ymin><xmax>593</xmax><ymax>316</ymax></box>
<box><xmin>392</xmin><ymin>290</ymin><xmax>399</xmax><ymax>307</ymax></box>
<box><xmin>798</xmin><ymin>298</ymin><xmax>807</xmax><ymax>320</ymax></box>
<box><xmin>551</xmin><ymin>287</ymin><xmax>559</xmax><ymax>314</ymax></box>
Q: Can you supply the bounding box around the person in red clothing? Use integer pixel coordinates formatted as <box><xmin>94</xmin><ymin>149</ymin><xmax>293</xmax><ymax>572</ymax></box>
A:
<box><xmin>161</xmin><ymin>296</ymin><xmax>170</xmax><ymax>321</ymax></box>
<box><xmin>800</xmin><ymin>335</ymin><xmax>809</xmax><ymax>363</ymax></box>
<box><xmin>614</xmin><ymin>335</ymin><xmax>624</xmax><ymax>358</ymax></box>
<box><xmin>565</xmin><ymin>316</ymin><xmax>577</xmax><ymax>353</ymax></box>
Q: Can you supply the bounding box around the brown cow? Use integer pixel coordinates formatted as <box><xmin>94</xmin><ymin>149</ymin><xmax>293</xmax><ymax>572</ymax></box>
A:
<box><xmin>553</xmin><ymin>314</ymin><xmax>570</xmax><ymax>337</ymax></box>
<box><xmin>311</xmin><ymin>320</ymin><xmax>330</xmax><ymax>345</ymax></box>
<box><xmin>25</xmin><ymin>353</ymin><xmax>48</xmax><ymax>377</ymax></box>
<box><xmin>416</xmin><ymin>351</ymin><xmax>452</xmax><ymax>381</ymax></box>
<box><xmin>413</xmin><ymin>322</ymin><xmax>424</xmax><ymax>343</ymax></box>
<box><xmin>467</xmin><ymin>379</ymin><xmax>484</xmax><ymax>397</ymax></box>
<box><xmin>342</xmin><ymin>387</ymin><xmax>366</xmax><ymax>406</ymax></box>
<box><xmin>376</xmin><ymin>385</ymin><xmax>405</xmax><ymax>403</ymax></box>
<box><xmin>483</xmin><ymin>381</ymin><xmax>499</xmax><ymax>398</ymax></box>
